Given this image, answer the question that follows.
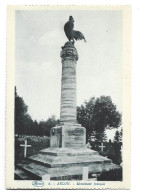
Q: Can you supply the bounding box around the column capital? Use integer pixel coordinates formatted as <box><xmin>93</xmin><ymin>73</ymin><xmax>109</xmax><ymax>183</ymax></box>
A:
<box><xmin>60</xmin><ymin>41</ymin><xmax>79</xmax><ymax>62</ymax></box>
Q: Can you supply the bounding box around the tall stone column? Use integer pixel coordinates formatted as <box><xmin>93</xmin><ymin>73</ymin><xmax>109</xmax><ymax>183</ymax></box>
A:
<box><xmin>50</xmin><ymin>42</ymin><xmax>86</xmax><ymax>148</ymax></box>
<box><xmin>60</xmin><ymin>42</ymin><xmax>78</xmax><ymax>124</ymax></box>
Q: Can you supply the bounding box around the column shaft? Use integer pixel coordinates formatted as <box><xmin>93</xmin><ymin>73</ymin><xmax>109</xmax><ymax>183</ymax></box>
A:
<box><xmin>60</xmin><ymin>42</ymin><xmax>78</xmax><ymax>124</ymax></box>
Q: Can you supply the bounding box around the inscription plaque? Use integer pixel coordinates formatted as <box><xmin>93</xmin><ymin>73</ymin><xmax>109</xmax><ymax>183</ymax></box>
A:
<box><xmin>63</xmin><ymin>126</ymin><xmax>86</xmax><ymax>148</ymax></box>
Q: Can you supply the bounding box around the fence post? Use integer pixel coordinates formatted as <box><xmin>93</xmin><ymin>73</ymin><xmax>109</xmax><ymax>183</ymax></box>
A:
<box><xmin>42</xmin><ymin>174</ymin><xmax>50</xmax><ymax>180</ymax></box>
<box><xmin>82</xmin><ymin>167</ymin><xmax>89</xmax><ymax>180</ymax></box>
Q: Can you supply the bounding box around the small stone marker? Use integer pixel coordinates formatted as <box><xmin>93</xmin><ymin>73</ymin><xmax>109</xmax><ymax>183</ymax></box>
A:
<box><xmin>82</xmin><ymin>167</ymin><xmax>89</xmax><ymax>180</ymax></box>
<box><xmin>42</xmin><ymin>174</ymin><xmax>50</xmax><ymax>180</ymax></box>
<box><xmin>86</xmin><ymin>142</ymin><xmax>92</xmax><ymax>149</ymax></box>
<box><xmin>99</xmin><ymin>141</ymin><xmax>106</xmax><ymax>152</ymax></box>
<box><xmin>20</xmin><ymin>139</ymin><xmax>31</xmax><ymax>158</ymax></box>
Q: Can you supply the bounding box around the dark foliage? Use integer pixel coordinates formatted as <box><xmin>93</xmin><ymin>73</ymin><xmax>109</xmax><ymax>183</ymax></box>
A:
<box><xmin>90</xmin><ymin>141</ymin><xmax>122</xmax><ymax>165</ymax></box>
<box><xmin>14</xmin><ymin>87</ymin><xmax>59</xmax><ymax>136</ymax></box>
<box><xmin>77</xmin><ymin>96</ymin><xmax>122</xmax><ymax>141</ymax></box>
<box><xmin>15</xmin><ymin>87</ymin><xmax>32</xmax><ymax>135</ymax></box>
<box><xmin>97</xmin><ymin>168</ymin><xmax>122</xmax><ymax>181</ymax></box>
<box><xmin>114</xmin><ymin>128</ymin><xmax>122</xmax><ymax>143</ymax></box>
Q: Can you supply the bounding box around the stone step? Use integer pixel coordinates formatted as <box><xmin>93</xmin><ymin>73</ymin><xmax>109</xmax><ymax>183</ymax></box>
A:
<box><xmin>39</xmin><ymin>148</ymin><xmax>99</xmax><ymax>156</ymax></box>
<box><xmin>15</xmin><ymin>168</ymin><xmax>34</xmax><ymax>180</ymax></box>
<box><xmin>16</xmin><ymin>161</ymin><xmax>120</xmax><ymax>180</ymax></box>
<box><xmin>28</xmin><ymin>153</ymin><xmax>112</xmax><ymax>168</ymax></box>
<box><xmin>17</xmin><ymin>162</ymin><xmax>43</xmax><ymax>180</ymax></box>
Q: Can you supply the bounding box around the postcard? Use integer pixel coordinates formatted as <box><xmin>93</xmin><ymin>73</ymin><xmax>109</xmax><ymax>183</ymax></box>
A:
<box><xmin>6</xmin><ymin>5</ymin><xmax>131</xmax><ymax>189</ymax></box>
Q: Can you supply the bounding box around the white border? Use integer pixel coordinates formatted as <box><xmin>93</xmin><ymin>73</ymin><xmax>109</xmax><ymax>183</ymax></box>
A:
<box><xmin>6</xmin><ymin>5</ymin><xmax>131</xmax><ymax>190</ymax></box>
<box><xmin>0</xmin><ymin>0</ymin><xmax>141</xmax><ymax>192</ymax></box>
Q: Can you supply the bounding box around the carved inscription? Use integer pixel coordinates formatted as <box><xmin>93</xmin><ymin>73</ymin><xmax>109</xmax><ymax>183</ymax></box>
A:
<box><xmin>64</xmin><ymin>127</ymin><xmax>85</xmax><ymax>147</ymax></box>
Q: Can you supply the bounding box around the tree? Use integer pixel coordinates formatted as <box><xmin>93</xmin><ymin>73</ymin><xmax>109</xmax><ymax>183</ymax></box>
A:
<box><xmin>45</xmin><ymin>115</ymin><xmax>59</xmax><ymax>136</ymax></box>
<box><xmin>15</xmin><ymin>87</ymin><xmax>60</xmax><ymax>136</ymax></box>
<box><xmin>119</xmin><ymin>128</ymin><xmax>123</xmax><ymax>143</ymax></box>
<box><xmin>77</xmin><ymin>96</ymin><xmax>122</xmax><ymax>142</ymax></box>
<box><xmin>77</xmin><ymin>97</ymin><xmax>96</xmax><ymax>140</ymax></box>
<box><xmin>38</xmin><ymin>115</ymin><xmax>59</xmax><ymax>136</ymax></box>
<box><xmin>114</xmin><ymin>131</ymin><xmax>120</xmax><ymax>142</ymax></box>
<box><xmin>114</xmin><ymin>128</ymin><xmax>122</xmax><ymax>143</ymax></box>
<box><xmin>94</xmin><ymin>96</ymin><xmax>121</xmax><ymax>131</ymax></box>
<box><xmin>31</xmin><ymin>120</ymin><xmax>39</xmax><ymax>136</ymax></box>
<box><xmin>15</xmin><ymin>87</ymin><xmax>33</xmax><ymax>135</ymax></box>
<box><xmin>96</xmin><ymin>130</ymin><xmax>108</xmax><ymax>142</ymax></box>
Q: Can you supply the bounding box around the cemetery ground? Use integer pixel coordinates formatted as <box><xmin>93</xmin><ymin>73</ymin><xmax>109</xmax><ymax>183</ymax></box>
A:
<box><xmin>15</xmin><ymin>135</ymin><xmax>122</xmax><ymax>181</ymax></box>
<box><xmin>15</xmin><ymin>135</ymin><xmax>50</xmax><ymax>164</ymax></box>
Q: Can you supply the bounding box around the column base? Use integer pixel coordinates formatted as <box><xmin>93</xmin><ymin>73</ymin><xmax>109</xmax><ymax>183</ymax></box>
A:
<box><xmin>50</xmin><ymin>124</ymin><xmax>86</xmax><ymax>148</ymax></box>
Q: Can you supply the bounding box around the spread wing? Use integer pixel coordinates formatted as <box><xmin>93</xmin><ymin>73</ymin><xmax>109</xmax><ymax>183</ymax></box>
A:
<box><xmin>73</xmin><ymin>30</ymin><xmax>86</xmax><ymax>42</ymax></box>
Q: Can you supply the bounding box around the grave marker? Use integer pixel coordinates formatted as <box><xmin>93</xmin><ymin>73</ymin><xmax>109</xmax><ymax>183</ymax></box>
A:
<box><xmin>20</xmin><ymin>139</ymin><xmax>31</xmax><ymax>158</ymax></box>
<box><xmin>99</xmin><ymin>142</ymin><xmax>106</xmax><ymax>152</ymax></box>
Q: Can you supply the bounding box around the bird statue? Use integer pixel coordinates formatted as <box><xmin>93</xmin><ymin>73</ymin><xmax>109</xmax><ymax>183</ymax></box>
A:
<box><xmin>64</xmin><ymin>16</ymin><xmax>86</xmax><ymax>44</ymax></box>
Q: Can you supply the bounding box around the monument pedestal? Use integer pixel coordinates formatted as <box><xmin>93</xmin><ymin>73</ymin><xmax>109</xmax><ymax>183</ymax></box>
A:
<box><xmin>50</xmin><ymin>124</ymin><xmax>86</xmax><ymax>148</ymax></box>
<box><xmin>15</xmin><ymin>146</ymin><xmax>120</xmax><ymax>180</ymax></box>
<box><xmin>15</xmin><ymin>125</ymin><xmax>120</xmax><ymax>180</ymax></box>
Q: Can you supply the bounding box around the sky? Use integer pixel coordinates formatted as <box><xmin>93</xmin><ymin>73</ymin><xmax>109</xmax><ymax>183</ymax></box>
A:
<box><xmin>15</xmin><ymin>9</ymin><xmax>122</xmax><ymax>135</ymax></box>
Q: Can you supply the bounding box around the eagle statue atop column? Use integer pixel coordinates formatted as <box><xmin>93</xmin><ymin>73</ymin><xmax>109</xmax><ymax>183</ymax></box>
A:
<box><xmin>64</xmin><ymin>16</ymin><xmax>86</xmax><ymax>44</ymax></box>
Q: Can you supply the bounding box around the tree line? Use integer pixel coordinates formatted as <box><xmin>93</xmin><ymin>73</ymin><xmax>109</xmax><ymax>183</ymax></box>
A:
<box><xmin>15</xmin><ymin>87</ymin><xmax>59</xmax><ymax>136</ymax></box>
<box><xmin>15</xmin><ymin>87</ymin><xmax>122</xmax><ymax>142</ymax></box>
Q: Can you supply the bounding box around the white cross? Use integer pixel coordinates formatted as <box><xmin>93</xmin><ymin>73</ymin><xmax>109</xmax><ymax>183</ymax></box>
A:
<box><xmin>20</xmin><ymin>139</ymin><xmax>31</xmax><ymax>158</ymax></box>
<box><xmin>99</xmin><ymin>142</ymin><xmax>106</xmax><ymax>152</ymax></box>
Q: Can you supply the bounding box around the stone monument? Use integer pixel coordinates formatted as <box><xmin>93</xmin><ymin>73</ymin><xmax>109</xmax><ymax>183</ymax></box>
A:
<box><xmin>15</xmin><ymin>17</ymin><xmax>121</xmax><ymax>180</ymax></box>
<box><xmin>15</xmin><ymin>41</ymin><xmax>120</xmax><ymax>180</ymax></box>
<box><xmin>50</xmin><ymin>41</ymin><xmax>86</xmax><ymax>149</ymax></box>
